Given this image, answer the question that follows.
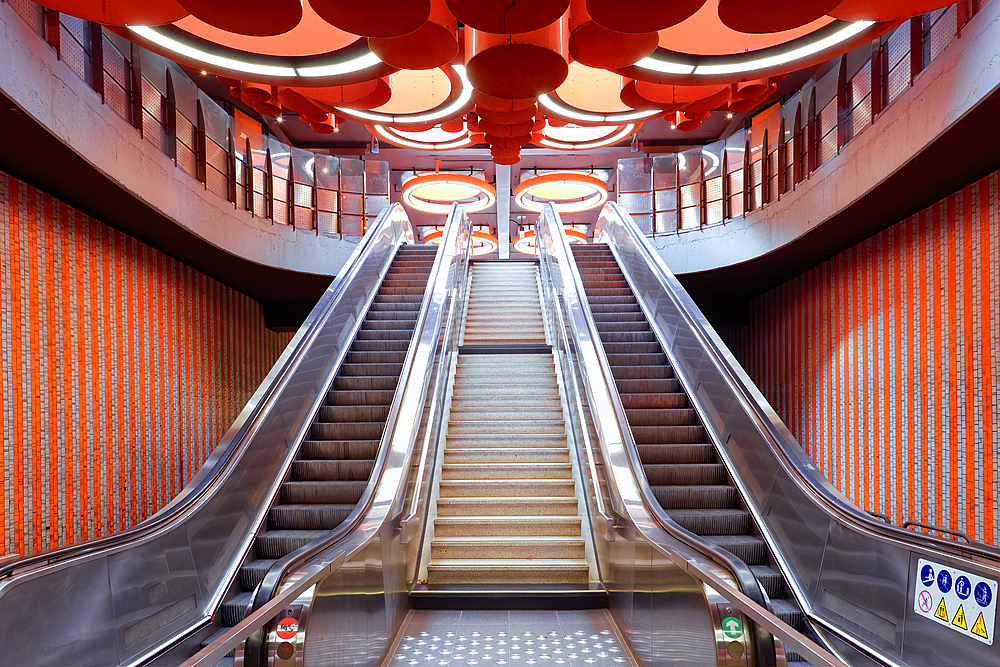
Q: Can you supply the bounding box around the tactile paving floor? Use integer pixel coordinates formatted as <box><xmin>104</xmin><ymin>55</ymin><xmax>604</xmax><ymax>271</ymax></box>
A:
<box><xmin>390</xmin><ymin>610</ymin><xmax>634</xmax><ymax>666</ymax></box>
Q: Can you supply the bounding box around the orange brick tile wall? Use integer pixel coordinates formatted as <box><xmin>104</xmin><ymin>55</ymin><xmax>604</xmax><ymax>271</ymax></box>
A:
<box><xmin>725</xmin><ymin>170</ymin><xmax>999</xmax><ymax>546</ymax></box>
<box><xmin>0</xmin><ymin>171</ymin><xmax>293</xmax><ymax>557</ymax></box>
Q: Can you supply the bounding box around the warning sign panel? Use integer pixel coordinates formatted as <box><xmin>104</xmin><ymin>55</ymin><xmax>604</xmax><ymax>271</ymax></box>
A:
<box><xmin>276</xmin><ymin>617</ymin><xmax>299</xmax><ymax>641</ymax></box>
<box><xmin>914</xmin><ymin>558</ymin><xmax>997</xmax><ymax>646</ymax></box>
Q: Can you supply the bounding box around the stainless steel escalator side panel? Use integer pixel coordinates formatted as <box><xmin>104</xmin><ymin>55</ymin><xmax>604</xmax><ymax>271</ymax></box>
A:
<box><xmin>0</xmin><ymin>205</ymin><xmax>417</xmax><ymax>667</ymax></box>
<box><xmin>536</xmin><ymin>205</ymin><xmax>725</xmax><ymax>667</ymax></box>
<box><xmin>592</xmin><ymin>202</ymin><xmax>1000</xmax><ymax>667</ymax></box>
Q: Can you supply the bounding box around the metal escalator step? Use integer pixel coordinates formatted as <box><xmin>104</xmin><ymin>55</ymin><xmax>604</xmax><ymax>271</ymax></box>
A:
<box><xmin>360</xmin><ymin>318</ymin><xmax>419</xmax><ymax>330</ymax></box>
<box><xmin>631</xmin><ymin>424</ymin><xmax>706</xmax><ymax>443</ymax></box>
<box><xmin>281</xmin><ymin>480</ymin><xmax>367</xmax><ymax>504</ymax></box>
<box><xmin>598</xmin><ymin>329</ymin><xmax>657</xmax><ymax>341</ymax></box>
<box><xmin>605</xmin><ymin>353</ymin><xmax>669</xmax><ymax>366</ymax></box>
<box><xmin>318</xmin><ymin>405</ymin><xmax>391</xmax><ymax>423</ymax></box>
<box><xmin>301</xmin><ymin>440</ymin><xmax>380</xmax><ymax>460</ymax></box>
<box><xmin>376</xmin><ymin>288</ymin><xmax>428</xmax><ymax>296</ymax></box>
<box><xmin>636</xmin><ymin>444</ymin><xmax>716</xmax><ymax>464</ymax></box>
<box><xmin>591</xmin><ymin>311</ymin><xmax>647</xmax><ymax>322</ymax></box>
<box><xmin>220</xmin><ymin>591</ymin><xmax>253</xmax><ymax>626</ymax></box>
<box><xmin>326</xmin><ymin>389</ymin><xmax>396</xmax><ymax>406</ymax></box>
<box><xmin>239</xmin><ymin>559</ymin><xmax>277</xmax><ymax>590</ymax></box>
<box><xmin>770</xmin><ymin>598</ymin><xmax>805</xmax><ymax>630</ymax></box>
<box><xmin>584</xmin><ymin>288</ymin><xmax>635</xmax><ymax>297</ymax></box>
<box><xmin>702</xmin><ymin>535</ymin><xmax>768</xmax><ymax>564</ymax></box>
<box><xmin>333</xmin><ymin>376</ymin><xmax>399</xmax><ymax>391</ymax></box>
<box><xmin>608</xmin><ymin>365</ymin><xmax>675</xmax><ymax>380</ymax></box>
<box><xmin>749</xmin><ymin>565</ymin><xmax>785</xmax><ymax>599</ymax></box>
<box><xmin>348</xmin><ymin>339</ymin><xmax>412</xmax><ymax>352</ymax></box>
<box><xmin>311</xmin><ymin>421</ymin><xmax>385</xmax><ymax>440</ymax></box>
<box><xmin>355</xmin><ymin>329</ymin><xmax>415</xmax><ymax>340</ymax></box>
<box><xmin>623</xmin><ymin>408</ymin><xmax>698</xmax><ymax>426</ymax></box>
<box><xmin>377</xmin><ymin>280</ymin><xmax>431</xmax><ymax>288</ymax></box>
<box><xmin>344</xmin><ymin>350</ymin><xmax>408</xmax><ymax>364</ymax></box>
<box><xmin>665</xmin><ymin>508</ymin><xmax>750</xmax><ymax>535</ymax></box>
<box><xmin>644</xmin><ymin>463</ymin><xmax>726</xmax><ymax>485</ymax></box>
<box><xmin>367</xmin><ymin>301</ymin><xmax>422</xmax><ymax>312</ymax></box>
<box><xmin>602</xmin><ymin>342</ymin><xmax>662</xmax><ymax>354</ymax></box>
<box><xmin>255</xmin><ymin>529</ymin><xmax>330</xmax><ymax>559</ymax></box>
<box><xmin>268</xmin><ymin>503</ymin><xmax>356</xmax><ymax>530</ymax></box>
<box><xmin>291</xmin><ymin>459</ymin><xmax>375</xmax><ymax>481</ymax></box>
<box><xmin>620</xmin><ymin>393</ymin><xmax>689</xmax><ymax>409</ymax></box>
<box><xmin>361</xmin><ymin>311</ymin><xmax>419</xmax><ymax>322</ymax></box>
<box><xmin>616</xmin><ymin>378</ymin><xmax>682</xmax><ymax>393</ymax></box>
<box><xmin>651</xmin><ymin>485</ymin><xmax>737</xmax><ymax>509</ymax></box>
<box><xmin>336</xmin><ymin>362</ymin><xmax>405</xmax><ymax>376</ymax></box>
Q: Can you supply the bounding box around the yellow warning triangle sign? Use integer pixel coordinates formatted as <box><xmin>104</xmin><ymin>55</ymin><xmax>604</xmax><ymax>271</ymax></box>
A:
<box><xmin>972</xmin><ymin>612</ymin><xmax>989</xmax><ymax>640</ymax></box>
<box><xmin>935</xmin><ymin>597</ymin><xmax>949</xmax><ymax>622</ymax></box>
<box><xmin>952</xmin><ymin>604</ymin><xmax>968</xmax><ymax>630</ymax></box>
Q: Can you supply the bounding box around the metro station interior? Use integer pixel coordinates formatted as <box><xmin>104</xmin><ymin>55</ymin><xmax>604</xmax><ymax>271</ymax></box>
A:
<box><xmin>1</xmin><ymin>0</ymin><xmax>999</xmax><ymax>665</ymax></box>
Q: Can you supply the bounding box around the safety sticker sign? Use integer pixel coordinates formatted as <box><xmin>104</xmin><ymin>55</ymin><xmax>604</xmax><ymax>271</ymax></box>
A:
<box><xmin>913</xmin><ymin>558</ymin><xmax>997</xmax><ymax>645</ymax></box>
<box><xmin>276</xmin><ymin>617</ymin><xmax>299</xmax><ymax>641</ymax></box>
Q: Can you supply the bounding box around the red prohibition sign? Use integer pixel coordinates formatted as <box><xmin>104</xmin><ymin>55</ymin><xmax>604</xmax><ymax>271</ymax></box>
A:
<box><xmin>277</xmin><ymin>617</ymin><xmax>299</xmax><ymax>640</ymax></box>
<box><xmin>918</xmin><ymin>590</ymin><xmax>933</xmax><ymax>613</ymax></box>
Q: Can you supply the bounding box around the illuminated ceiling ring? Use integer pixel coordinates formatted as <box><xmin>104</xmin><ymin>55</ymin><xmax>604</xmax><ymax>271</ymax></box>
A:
<box><xmin>124</xmin><ymin>25</ymin><xmax>387</xmax><ymax>81</ymax></box>
<box><xmin>538</xmin><ymin>93</ymin><xmax>661</xmax><ymax>125</ymax></box>
<box><xmin>513</xmin><ymin>173</ymin><xmax>609</xmax><ymax>214</ymax></box>
<box><xmin>403</xmin><ymin>173</ymin><xmax>497</xmax><ymax>215</ymax></box>
<box><xmin>336</xmin><ymin>65</ymin><xmax>473</xmax><ymax>126</ymax></box>
<box><xmin>539</xmin><ymin>124</ymin><xmax>638</xmax><ymax>151</ymax></box>
<box><xmin>371</xmin><ymin>125</ymin><xmax>475</xmax><ymax>151</ymax></box>
<box><xmin>629</xmin><ymin>19</ymin><xmax>886</xmax><ymax>82</ymax></box>
<box><xmin>513</xmin><ymin>227</ymin><xmax>588</xmax><ymax>255</ymax></box>
<box><xmin>424</xmin><ymin>228</ymin><xmax>499</xmax><ymax>256</ymax></box>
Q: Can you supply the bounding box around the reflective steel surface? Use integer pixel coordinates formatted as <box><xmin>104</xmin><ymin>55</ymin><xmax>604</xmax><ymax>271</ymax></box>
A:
<box><xmin>0</xmin><ymin>205</ymin><xmax>417</xmax><ymax>666</ymax></box>
<box><xmin>591</xmin><ymin>203</ymin><xmax>1000</xmax><ymax>667</ymax></box>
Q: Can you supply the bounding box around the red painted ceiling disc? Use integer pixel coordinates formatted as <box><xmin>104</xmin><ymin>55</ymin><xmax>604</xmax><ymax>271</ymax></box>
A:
<box><xmin>441</xmin><ymin>118</ymin><xmax>466</xmax><ymax>132</ymax></box>
<box><xmin>475</xmin><ymin>105</ymin><xmax>538</xmax><ymax>125</ymax></box>
<box><xmin>683</xmin><ymin>109</ymin><xmax>712</xmax><ymax>121</ymax></box>
<box><xmin>569</xmin><ymin>22</ymin><xmax>658</xmax><ymax>69</ymax></box>
<box><xmin>368</xmin><ymin>21</ymin><xmax>459</xmax><ymax>70</ymax></box>
<box><xmin>484</xmin><ymin>133</ymin><xmax>532</xmax><ymax>148</ymax></box>
<box><xmin>681</xmin><ymin>87</ymin><xmax>732</xmax><ymax>114</ymax></box>
<box><xmin>335</xmin><ymin>79</ymin><xmax>392</xmax><ymax>109</ymax></box>
<box><xmin>676</xmin><ymin>119</ymin><xmax>702</xmax><ymax>131</ymax></box>
<box><xmin>620</xmin><ymin>80</ymin><xmax>668</xmax><ymax>111</ymax></box>
<box><xmin>493</xmin><ymin>154</ymin><xmax>522</xmax><ymax>165</ymax></box>
<box><xmin>469</xmin><ymin>131</ymin><xmax>486</xmax><ymax>143</ymax></box>
<box><xmin>311</xmin><ymin>121</ymin><xmax>337</xmax><ymax>133</ymax></box>
<box><xmin>301</xmin><ymin>80</ymin><xmax>381</xmax><ymax>111</ymax></box>
<box><xmin>41</xmin><ymin>0</ymin><xmax>188</xmax><ymax>26</ymax></box>
<box><xmin>829</xmin><ymin>0</ymin><xmax>953</xmax><ymax>21</ymax></box>
<box><xmin>300</xmin><ymin>111</ymin><xmax>330</xmax><ymax>124</ymax></box>
<box><xmin>586</xmin><ymin>0</ymin><xmax>707</xmax><ymax>33</ymax></box>
<box><xmin>467</xmin><ymin>43</ymin><xmax>569</xmax><ymax>99</ymax></box>
<box><xmin>531</xmin><ymin>131</ymin><xmax>546</xmax><ymax>144</ymax></box>
<box><xmin>737</xmin><ymin>79</ymin><xmax>769</xmax><ymax>102</ymax></box>
<box><xmin>177</xmin><ymin>0</ymin><xmax>302</xmax><ymax>37</ymax></box>
<box><xmin>471</xmin><ymin>91</ymin><xmax>537</xmax><ymax>113</ymax></box>
<box><xmin>727</xmin><ymin>98</ymin><xmax>757</xmax><ymax>113</ymax></box>
<box><xmin>310</xmin><ymin>0</ymin><xmax>431</xmax><ymax>38</ymax></box>
<box><xmin>717</xmin><ymin>0</ymin><xmax>842</xmax><ymax>34</ymax></box>
<box><xmin>634</xmin><ymin>81</ymin><xmax>728</xmax><ymax>106</ymax></box>
<box><xmin>447</xmin><ymin>0</ymin><xmax>570</xmax><ymax>34</ymax></box>
<box><xmin>253</xmin><ymin>99</ymin><xmax>282</xmax><ymax>115</ymax></box>
<box><xmin>277</xmin><ymin>88</ymin><xmax>327</xmax><ymax>115</ymax></box>
<box><xmin>216</xmin><ymin>75</ymin><xmax>242</xmax><ymax>88</ymax></box>
<box><xmin>477</xmin><ymin>118</ymin><xmax>535</xmax><ymax>137</ymax></box>
<box><xmin>240</xmin><ymin>82</ymin><xmax>272</xmax><ymax>104</ymax></box>
<box><xmin>491</xmin><ymin>145</ymin><xmax>521</xmax><ymax>156</ymax></box>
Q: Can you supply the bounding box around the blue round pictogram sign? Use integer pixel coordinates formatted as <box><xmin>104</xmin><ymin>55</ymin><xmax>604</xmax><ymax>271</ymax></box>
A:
<box><xmin>955</xmin><ymin>576</ymin><xmax>971</xmax><ymax>600</ymax></box>
<box><xmin>975</xmin><ymin>582</ymin><xmax>993</xmax><ymax>608</ymax></box>
<box><xmin>921</xmin><ymin>564</ymin><xmax>936</xmax><ymax>587</ymax></box>
<box><xmin>938</xmin><ymin>570</ymin><xmax>952</xmax><ymax>594</ymax></box>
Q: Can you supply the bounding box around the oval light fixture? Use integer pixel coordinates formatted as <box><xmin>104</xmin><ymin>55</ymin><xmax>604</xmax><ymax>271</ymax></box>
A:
<box><xmin>513</xmin><ymin>172</ymin><xmax>609</xmax><ymax>213</ymax></box>
<box><xmin>402</xmin><ymin>173</ymin><xmax>497</xmax><ymax>215</ymax></box>
<box><xmin>513</xmin><ymin>226</ymin><xmax>588</xmax><ymax>255</ymax></box>
<box><xmin>424</xmin><ymin>227</ymin><xmax>499</xmax><ymax>256</ymax></box>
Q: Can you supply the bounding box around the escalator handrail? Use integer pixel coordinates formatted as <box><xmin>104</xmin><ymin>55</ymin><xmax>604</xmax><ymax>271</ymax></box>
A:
<box><xmin>592</xmin><ymin>201</ymin><xmax>1000</xmax><ymax>564</ymax></box>
<box><xmin>241</xmin><ymin>203</ymin><xmax>472</xmax><ymax>665</ymax></box>
<box><xmin>0</xmin><ymin>204</ymin><xmax>415</xmax><ymax>582</ymax></box>
<box><xmin>537</xmin><ymin>204</ymin><xmax>779</xmax><ymax>667</ymax></box>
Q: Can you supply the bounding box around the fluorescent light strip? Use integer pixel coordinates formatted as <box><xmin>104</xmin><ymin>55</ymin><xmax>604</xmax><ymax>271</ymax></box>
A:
<box><xmin>295</xmin><ymin>51</ymin><xmax>383</xmax><ymax>77</ymax></box>
<box><xmin>128</xmin><ymin>26</ymin><xmax>296</xmax><ymax>76</ymax></box>
<box><xmin>540</xmin><ymin>124</ymin><xmax>636</xmax><ymax>150</ymax></box>
<box><xmin>538</xmin><ymin>94</ymin><xmax>660</xmax><ymax>124</ymax></box>
<box><xmin>694</xmin><ymin>21</ymin><xmax>874</xmax><ymax>74</ymax></box>
<box><xmin>337</xmin><ymin>65</ymin><xmax>472</xmax><ymax>125</ymax></box>
<box><xmin>373</xmin><ymin>125</ymin><xmax>473</xmax><ymax>150</ymax></box>
<box><xmin>634</xmin><ymin>57</ymin><xmax>695</xmax><ymax>75</ymax></box>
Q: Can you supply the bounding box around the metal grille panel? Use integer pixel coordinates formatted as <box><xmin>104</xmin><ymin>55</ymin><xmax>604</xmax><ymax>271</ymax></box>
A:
<box><xmin>340</xmin><ymin>214</ymin><xmax>364</xmax><ymax>236</ymax></box>
<box><xmin>928</xmin><ymin>5</ymin><xmax>956</xmax><ymax>62</ymax></box>
<box><xmin>9</xmin><ymin>0</ymin><xmax>42</xmax><ymax>32</ymax></box>
<box><xmin>317</xmin><ymin>210</ymin><xmax>337</xmax><ymax>235</ymax></box>
<box><xmin>317</xmin><ymin>189</ymin><xmax>338</xmax><ymax>213</ymax></box>
<box><xmin>293</xmin><ymin>183</ymin><xmax>312</xmax><ymax>208</ymax></box>
<box><xmin>207</xmin><ymin>167</ymin><xmax>228</xmax><ymax>201</ymax></box>
<box><xmin>60</xmin><ymin>22</ymin><xmax>88</xmax><ymax>82</ymax></box>
<box><xmin>680</xmin><ymin>183</ymin><xmax>699</xmax><ymax>208</ymax></box>
<box><xmin>294</xmin><ymin>206</ymin><xmax>314</xmax><ymax>230</ymax></box>
<box><xmin>679</xmin><ymin>206</ymin><xmax>701</xmax><ymax>230</ymax></box>
<box><xmin>619</xmin><ymin>192</ymin><xmax>653</xmax><ymax>216</ymax></box>
<box><xmin>706</xmin><ymin>199</ymin><xmax>724</xmax><ymax>225</ymax></box>
<box><xmin>206</xmin><ymin>139</ymin><xmax>227</xmax><ymax>177</ymax></box>
<box><xmin>705</xmin><ymin>176</ymin><xmax>722</xmax><ymax>204</ymax></box>
<box><xmin>653</xmin><ymin>188</ymin><xmax>676</xmax><ymax>212</ymax></box>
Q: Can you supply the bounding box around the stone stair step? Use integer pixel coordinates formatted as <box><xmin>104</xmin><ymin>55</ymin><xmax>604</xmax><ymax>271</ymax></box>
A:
<box><xmin>443</xmin><ymin>448</ymin><xmax>571</xmax><ymax>464</ymax></box>
<box><xmin>438</xmin><ymin>479</ymin><xmax>576</xmax><ymax>497</ymax></box>
<box><xmin>430</xmin><ymin>536</ymin><xmax>586</xmax><ymax>559</ymax></box>
<box><xmin>440</xmin><ymin>462</ymin><xmax>573</xmax><ymax>480</ymax></box>
<box><xmin>433</xmin><ymin>516</ymin><xmax>582</xmax><ymax>536</ymax></box>
<box><xmin>435</xmin><ymin>497</ymin><xmax>578</xmax><ymax>516</ymax></box>
<box><xmin>426</xmin><ymin>559</ymin><xmax>590</xmax><ymax>585</ymax></box>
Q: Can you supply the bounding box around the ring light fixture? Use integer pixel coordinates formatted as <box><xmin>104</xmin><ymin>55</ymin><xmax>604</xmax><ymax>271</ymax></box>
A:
<box><xmin>402</xmin><ymin>173</ymin><xmax>497</xmax><ymax>215</ymax></box>
<box><xmin>423</xmin><ymin>227</ymin><xmax>499</xmax><ymax>256</ymax></box>
<box><xmin>513</xmin><ymin>172</ymin><xmax>609</xmax><ymax>214</ymax></box>
<box><xmin>513</xmin><ymin>227</ymin><xmax>588</xmax><ymax>255</ymax></box>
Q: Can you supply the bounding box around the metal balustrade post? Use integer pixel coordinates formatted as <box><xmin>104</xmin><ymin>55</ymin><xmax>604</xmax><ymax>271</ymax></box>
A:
<box><xmin>88</xmin><ymin>22</ymin><xmax>104</xmax><ymax>101</ymax></box>
<box><xmin>195</xmin><ymin>100</ymin><xmax>207</xmax><ymax>185</ymax></box>
<box><xmin>129</xmin><ymin>43</ymin><xmax>143</xmax><ymax>134</ymax></box>
<box><xmin>836</xmin><ymin>57</ymin><xmax>848</xmax><ymax>151</ymax></box>
<box><xmin>909</xmin><ymin>16</ymin><xmax>924</xmax><ymax>84</ymax></box>
<box><xmin>227</xmin><ymin>128</ymin><xmax>237</xmax><ymax>205</ymax></box>
<box><xmin>165</xmin><ymin>69</ymin><xmax>178</xmax><ymax>165</ymax></box>
<box><xmin>44</xmin><ymin>8</ymin><xmax>60</xmax><ymax>58</ymax></box>
<box><xmin>266</xmin><ymin>148</ymin><xmax>274</xmax><ymax>222</ymax></box>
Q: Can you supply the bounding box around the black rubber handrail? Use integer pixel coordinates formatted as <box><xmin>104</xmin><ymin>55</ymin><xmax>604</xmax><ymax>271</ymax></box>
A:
<box><xmin>0</xmin><ymin>207</ymin><xmax>409</xmax><ymax>582</ymax></box>
<box><xmin>539</xmin><ymin>205</ymin><xmax>777</xmax><ymax>666</ymax></box>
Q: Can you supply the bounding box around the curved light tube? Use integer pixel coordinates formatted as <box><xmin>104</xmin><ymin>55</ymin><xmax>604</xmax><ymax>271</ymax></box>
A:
<box><xmin>513</xmin><ymin>172</ymin><xmax>609</xmax><ymax>213</ymax></box>
<box><xmin>514</xmin><ymin>227</ymin><xmax>587</xmax><ymax>255</ymax></box>
<box><xmin>402</xmin><ymin>173</ymin><xmax>497</xmax><ymax>215</ymax></box>
<box><xmin>539</xmin><ymin>124</ymin><xmax>637</xmax><ymax>151</ymax></box>
<box><xmin>337</xmin><ymin>66</ymin><xmax>473</xmax><ymax>125</ymax></box>
<box><xmin>425</xmin><ymin>228</ymin><xmax>498</xmax><ymax>256</ymax></box>
<box><xmin>538</xmin><ymin>94</ymin><xmax>661</xmax><ymax>124</ymax></box>
<box><xmin>372</xmin><ymin>125</ymin><xmax>475</xmax><ymax>151</ymax></box>
<box><xmin>636</xmin><ymin>20</ymin><xmax>874</xmax><ymax>78</ymax></box>
<box><xmin>126</xmin><ymin>25</ymin><xmax>381</xmax><ymax>78</ymax></box>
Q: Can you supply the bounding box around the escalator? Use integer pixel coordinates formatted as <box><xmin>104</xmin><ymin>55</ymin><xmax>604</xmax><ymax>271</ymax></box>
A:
<box><xmin>571</xmin><ymin>244</ymin><xmax>814</xmax><ymax>666</ymax></box>
<box><xmin>205</xmin><ymin>245</ymin><xmax>438</xmax><ymax>652</ymax></box>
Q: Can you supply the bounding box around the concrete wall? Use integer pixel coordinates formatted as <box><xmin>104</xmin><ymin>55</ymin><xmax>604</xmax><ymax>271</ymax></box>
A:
<box><xmin>650</xmin><ymin>0</ymin><xmax>1000</xmax><ymax>275</ymax></box>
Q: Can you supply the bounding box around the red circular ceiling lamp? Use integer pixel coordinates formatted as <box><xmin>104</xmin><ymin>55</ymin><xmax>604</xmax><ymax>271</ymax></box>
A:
<box><xmin>177</xmin><ymin>0</ymin><xmax>302</xmax><ymax>37</ymax></box>
<box><xmin>310</xmin><ymin>0</ymin><xmax>431</xmax><ymax>38</ymax></box>
<box><xmin>472</xmin><ymin>91</ymin><xmax>537</xmax><ymax>113</ymax></box>
<box><xmin>368</xmin><ymin>0</ymin><xmax>459</xmax><ymax>70</ymax></box>
<box><xmin>717</xmin><ymin>0</ymin><xmax>844</xmax><ymax>34</ymax></box>
<box><xmin>466</xmin><ymin>19</ymin><xmax>570</xmax><ymax>100</ymax></box>
<box><xmin>830</xmin><ymin>0</ymin><xmax>956</xmax><ymax>21</ymax></box>
<box><xmin>475</xmin><ymin>104</ymin><xmax>538</xmax><ymax>125</ymax></box>
<box><xmin>40</xmin><ymin>0</ymin><xmax>188</xmax><ymax>26</ymax></box>
<box><xmin>586</xmin><ymin>0</ymin><xmax>707</xmax><ymax>33</ymax></box>
<box><xmin>568</xmin><ymin>0</ymin><xmax>657</xmax><ymax>69</ymax></box>
<box><xmin>447</xmin><ymin>0</ymin><xmax>570</xmax><ymax>34</ymax></box>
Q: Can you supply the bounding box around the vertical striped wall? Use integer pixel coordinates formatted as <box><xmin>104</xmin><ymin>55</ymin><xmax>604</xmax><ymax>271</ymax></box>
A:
<box><xmin>0</xmin><ymin>171</ymin><xmax>293</xmax><ymax>558</ymax></box>
<box><xmin>726</xmin><ymin>170</ymin><xmax>999</xmax><ymax>546</ymax></box>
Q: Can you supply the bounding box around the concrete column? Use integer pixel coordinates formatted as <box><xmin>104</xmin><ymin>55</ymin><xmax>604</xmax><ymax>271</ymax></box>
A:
<box><xmin>496</xmin><ymin>163</ymin><xmax>511</xmax><ymax>259</ymax></box>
